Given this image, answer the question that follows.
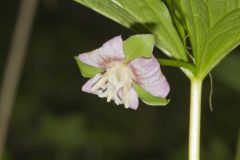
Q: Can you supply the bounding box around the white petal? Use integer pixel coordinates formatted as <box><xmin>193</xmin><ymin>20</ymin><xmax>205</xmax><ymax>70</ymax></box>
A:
<box><xmin>82</xmin><ymin>73</ymin><xmax>102</xmax><ymax>94</ymax></box>
<box><xmin>129</xmin><ymin>88</ymin><xmax>139</xmax><ymax>110</ymax></box>
<box><xmin>129</xmin><ymin>56</ymin><xmax>170</xmax><ymax>97</ymax></box>
<box><xmin>118</xmin><ymin>88</ymin><xmax>139</xmax><ymax>110</ymax></box>
<box><xmin>78</xmin><ymin>36</ymin><xmax>125</xmax><ymax>68</ymax></box>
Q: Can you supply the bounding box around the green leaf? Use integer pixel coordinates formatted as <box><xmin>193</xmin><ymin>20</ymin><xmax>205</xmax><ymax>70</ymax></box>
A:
<box><xmin>178</xmin><ymin>0</ymin><xmax>209</xmax><ymax>68</ymax></box>
<box><xmin>74</xmin><ymin>0</ymin><xmax>188</xmax><ymax>61</ymax></box>
<box><xmin>74</xmin><ymin>57</ymin><xmax>104</xmax><ymax>78</ymax></box>
<box><xmin>207</xmin><ymin>0</ymin><xmax>240</xmax><ymax>27</ymax></box>
<box><xmin>177</xmin><ymin>0</ymin><xmax>240</xmax><ymax>78</ymax></box>
<box><xmin>199</xmin><ymin>8</ymin><xmax>240</xmax><ymax>78</ymax></box>
<box><xmin>123</xmin><ymin>34</ymin><xmax>155</xmax><ymax>62</ymax></box>
<box><xmin>133</xmin><ymin>83</ymin><xmax>169</xmax><ymax>106</ymax></box>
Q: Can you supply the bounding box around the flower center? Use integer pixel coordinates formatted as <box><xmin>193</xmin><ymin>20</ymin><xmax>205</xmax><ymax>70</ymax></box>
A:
<box><xmin>91</xmin><ymin>62</ymin><xmax>133</xmax><ymax>108</ymax></box>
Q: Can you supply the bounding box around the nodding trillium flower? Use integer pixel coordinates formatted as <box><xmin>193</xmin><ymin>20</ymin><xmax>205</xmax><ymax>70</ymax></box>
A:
<box><xmin>75</xmin><ymin>34</ymin><xmax>170</xmax><ymax>110</ymax></box>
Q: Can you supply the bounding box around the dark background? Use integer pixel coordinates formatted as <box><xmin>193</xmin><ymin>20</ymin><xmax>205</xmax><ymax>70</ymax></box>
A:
<box><xmin>0</xmin><ymin>0</ymin><xmax>239</xmax><ymax>160</ymax></box>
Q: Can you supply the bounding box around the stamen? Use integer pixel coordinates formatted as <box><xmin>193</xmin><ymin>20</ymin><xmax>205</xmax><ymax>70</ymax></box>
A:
<box><xmin>113</xmin><ymin>92</ymin><xmax>121</xmax><ymax>105</ymax></box>
<box><xmin>100</xmin><ymin>84</ymin><xmax>107</xmax><ymax>90</ymax></box>
<box><xmin>91</xmin><ymin>62</ymin><xmax>133</xmax><ymax>108</ymax></box>
<box><xmin>91</xmin><ymin>75</ymin><xmax>108</xmax><ymax>92</ymax></box>
<box><xmin>97</xmin><ymin>90</ymin><xmax>107</xmax><ymax>98</ymax></box>
<box><xmin>107</xmin><ymin>91</ymin><xmax>114</xmax><ymax>102</ymax></box>
<box><xmin>114</xmin><ymin>98</ymin><xmax>121</xmax><ymax>105</ymax></box>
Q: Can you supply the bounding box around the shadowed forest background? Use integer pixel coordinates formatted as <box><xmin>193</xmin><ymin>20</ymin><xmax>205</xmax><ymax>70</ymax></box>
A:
<box><xmin>0</xmin><ymin>0</ymin><xmax>239</xmax><ymax>160</ymax></box>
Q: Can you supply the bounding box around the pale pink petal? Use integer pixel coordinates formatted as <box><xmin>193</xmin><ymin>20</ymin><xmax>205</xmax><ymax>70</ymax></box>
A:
<box><xmin>78</xmin><ymin>36</ymin><xmax>125</xmax><ymax>68</ymax></box>
<box><xmin>118</xmin><ymin>88</ymin><xmax>139</xmax><ymax>110</ymax></box>
<box><xmin>129</xmin><ymin>56</ymin><xmax>170</xmax><ymax>97</ymax></box>
<box><xmin>82</xmin><ymin>73</ymin><xmax>102</xmax><ymax>94</ymax></box>
<box><xmin>129</xmin><ymin>88</ymin><xmax>139</xmax><ymax>110</ymax></box>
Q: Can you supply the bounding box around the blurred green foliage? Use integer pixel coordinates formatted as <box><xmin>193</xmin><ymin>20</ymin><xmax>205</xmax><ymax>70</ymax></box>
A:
<box><xmin>0</xmin><ymin>0</ymin><xmax>239</xmax><ymax>160</ymax></box>
<box><xmin>213</xmin><ymin>53</ymin><xmax>240</xmax><ymax>94</ymax></box>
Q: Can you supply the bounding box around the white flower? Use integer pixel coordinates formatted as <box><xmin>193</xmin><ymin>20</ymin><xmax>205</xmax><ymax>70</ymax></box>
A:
<box><xmin>77</xmin><ymin>36</ymin><xmax>170</xmax><ymax>110</ymax></box>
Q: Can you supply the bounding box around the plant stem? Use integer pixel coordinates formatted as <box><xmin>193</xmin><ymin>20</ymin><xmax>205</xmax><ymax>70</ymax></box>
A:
<box><xmin>189</xmin><ymin>78</ymin><xmax>203</xmax><ymax>160</ymax></box>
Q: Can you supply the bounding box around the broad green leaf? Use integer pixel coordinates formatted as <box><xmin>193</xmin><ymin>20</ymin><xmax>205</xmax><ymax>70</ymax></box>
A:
<box><xmin>207</xmin><ymin>0</ymin><xmax>240</xmax><ymax>27</ymax></box>
<box><xmin>74</xmin><ymin>57</ymin><xmax>104</xmax><ymax>78</ymax></box>
<box><xmin>133</xmin><ymin>83</ymin><xmax>169</xmax><ymax>106</ymax></box>
<box><xmin>123</xmin><ymin>34</ymin><xmax>155</xmax><ymax>62</ymax></box>
<box><xmin>177</xmin><ymin>0</ymin><xmax>240</xmax><ymax>78</ymax></box>
<box><xmin>178</xmin><ymin>0</ymin><xmax>209</xmax><ymax>68</ymax></box>
<box><xmin>199</xmin><ymin>8</ymin><xmax>240</xmax><ymax>78</ymax></box>
<box><xmin>74</xmin><ymin>0</ymin><xmax>188</xmax><ymax>61</ymax></box>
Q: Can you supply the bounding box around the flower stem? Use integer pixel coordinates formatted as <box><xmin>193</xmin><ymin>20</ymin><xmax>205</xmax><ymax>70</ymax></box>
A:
<box><xmin>157</xmin><ymin>58</ymin><xmax>195</xmax><ymax>73</ymax></box>
<box><xmin>189</xmin><ymin>78</ymin><xmax>203</xmax><ymax>160</ymax></box>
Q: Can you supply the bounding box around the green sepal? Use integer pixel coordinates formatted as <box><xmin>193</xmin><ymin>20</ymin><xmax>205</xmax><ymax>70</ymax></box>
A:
<box><xmin>74</xmin><ymin>56</ymin><xmax>104</xmax><ymax>78</ymax></box>
<box><xmin>133</xmin><ymin>83</ymin><xmax>170</xmax><ymax>106</ymax></box>
<box><xmin>123</xmin><ymin>34</ymin><xmax>155</xmax><ymax>63</ymax></box>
